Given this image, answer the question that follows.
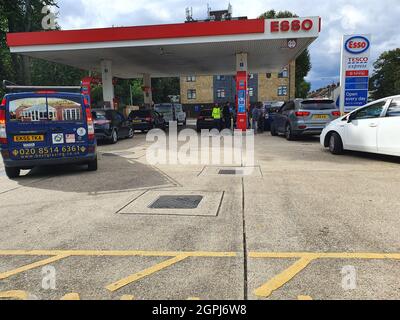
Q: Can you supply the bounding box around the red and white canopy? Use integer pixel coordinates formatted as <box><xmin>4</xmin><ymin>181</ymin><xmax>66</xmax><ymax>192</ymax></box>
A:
<box><xmin>7</xmin><ymin>17</ymin><xmax>321</xmax><ymax>78</ymax></box>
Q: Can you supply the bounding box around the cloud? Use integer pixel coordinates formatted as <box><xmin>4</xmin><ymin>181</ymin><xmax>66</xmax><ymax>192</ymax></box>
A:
<box><xmin>56</xmin><ymin>0</ymin><xmax>400</xmax><ymax>90</ymax></box>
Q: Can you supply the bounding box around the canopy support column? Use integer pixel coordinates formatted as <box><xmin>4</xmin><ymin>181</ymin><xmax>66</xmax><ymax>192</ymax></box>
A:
<box><xmin>101</xmin><ymin>60</ymin><xmax>115</xmax><ymax>109</ymax></box>
<box><xmin>143</xmin><ymin>74</ymin><xmax>153</xmax><ymax>108</ymax></box>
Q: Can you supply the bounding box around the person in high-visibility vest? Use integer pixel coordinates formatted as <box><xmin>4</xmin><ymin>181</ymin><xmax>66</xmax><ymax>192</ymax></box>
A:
<box><xmin>212</xmin><ymin>104</ymin><xmax>222</xmax><ymax>130</ymax></box>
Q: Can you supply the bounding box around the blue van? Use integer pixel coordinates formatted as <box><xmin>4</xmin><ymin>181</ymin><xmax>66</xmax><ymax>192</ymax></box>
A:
<box><xmin>0</xmin><ymin>86</ymin><xmax>98</xmax><ymax>179</ymax></box>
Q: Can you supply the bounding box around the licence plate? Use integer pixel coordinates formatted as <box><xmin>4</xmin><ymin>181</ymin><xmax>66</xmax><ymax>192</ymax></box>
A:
<box><xmin>133</xmin><ymin>120</ymin><xmax>142</xmax><ymax>123</ymax></box>
<box><xmin>312</xmin><ymin>114</ymin><xmax>329</xmax><ymax>120</ymax></box>
<box><xmin>205</xmin><ymin>118</ymin><xmax>214</xmax><ymax>121</ymax></box>
<box><xmin>13</xmin><ymin>135</ymin><xmax>44</xmax><ymax>142</ymax></box>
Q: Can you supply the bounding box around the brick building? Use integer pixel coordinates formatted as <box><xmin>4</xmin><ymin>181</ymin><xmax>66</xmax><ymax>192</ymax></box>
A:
<box><xmin>180</xmin><ymin>60</ymin><xmax>296</xmax><ymax>117</ymax></box>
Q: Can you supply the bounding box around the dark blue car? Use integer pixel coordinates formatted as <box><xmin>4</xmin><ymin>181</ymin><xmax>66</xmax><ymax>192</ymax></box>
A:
<box><xmin>0</xmin><ymin>89</ymin><xmax>97</xmax><ymax>179</ymax></box>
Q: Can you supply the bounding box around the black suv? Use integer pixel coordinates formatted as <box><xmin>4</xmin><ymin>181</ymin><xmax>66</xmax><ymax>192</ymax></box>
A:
<box><xmin>92</xmin><ymin>109</ymin><xmax>134</xmax><ymax>144</ymax></box>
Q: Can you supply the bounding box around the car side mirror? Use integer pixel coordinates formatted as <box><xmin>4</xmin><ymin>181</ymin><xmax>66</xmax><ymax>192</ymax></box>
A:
<box><xmin>347</xmin><ymin>113</ymin><xmax>355</xmax><ymax>123</ymax></box>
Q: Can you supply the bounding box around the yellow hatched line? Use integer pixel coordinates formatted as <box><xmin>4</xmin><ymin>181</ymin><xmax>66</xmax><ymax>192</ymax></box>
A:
<box><xmin>106</xmin><ymin>254</ymin><xmax>189</xmax><ymax>292</ymax></box>
<box><xmin>0</xmin><ymin>254</ymin><xmax>70</xmax><ymax>280</ymax></box>
<box><xmin>254</xmin><ymin>256</ymin><xmax>315</xmax><ymax>298</ymax></box>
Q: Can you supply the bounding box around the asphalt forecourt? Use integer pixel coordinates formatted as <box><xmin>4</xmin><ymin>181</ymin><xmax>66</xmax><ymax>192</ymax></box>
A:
<box><xmin>1</xmin><ymin>133</ymin><xmax>400</xmax><ymax>300</ymax></box>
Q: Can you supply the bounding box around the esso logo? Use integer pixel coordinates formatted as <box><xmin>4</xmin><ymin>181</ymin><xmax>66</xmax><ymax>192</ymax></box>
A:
<box><xmin>270</xmin><ymin>19</ymin><xmax>314</xmax><ymax>33</ymax></box>
<box><xmin>345</xmin><ymin>36</ymin><xmax>370</xmax><ymax>54</ymax></box>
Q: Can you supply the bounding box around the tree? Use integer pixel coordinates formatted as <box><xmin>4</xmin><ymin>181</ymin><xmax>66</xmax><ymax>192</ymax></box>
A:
<box><xmin>259</xmin><ymin>10</ymin><xmax>312</xmax><ymax>98</ymax></box>
<box><xmin>369</xmin><ymin>48</ymin><xmax>400</xmax><ymax>100</ymax></box>
<box><xmin>151</xmin><ymin>77</ymin><xmax>180</xmax><ymax>103</ymax></box>
<box><xmin>0</xmin><ymin>0</ymin><xmax>86</xmax><ymax>97</ymax></box>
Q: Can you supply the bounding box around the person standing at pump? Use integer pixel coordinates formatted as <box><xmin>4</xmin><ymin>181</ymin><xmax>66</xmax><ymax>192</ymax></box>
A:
<box><xmin>251</xmin><ymin>105</ymin><xmax>260</xmax><ymax>133</ymax></box>
<box><xmin>222</xmin><ymin>102</ymin><xmax>231</xmax><ymax>129</ymax></box>
<box><xmin>257</xmin><ymin>102</ymin><xmax>265</xmax><ymax>133</ymax></box>
<box><xmin>212</xmin><ymin>103</ymin><xmax>222</xmax><ymax>131</ymax></box>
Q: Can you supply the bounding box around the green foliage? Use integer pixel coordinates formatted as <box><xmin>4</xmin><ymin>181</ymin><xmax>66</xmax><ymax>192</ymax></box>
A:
<box><xmin>369</xmin><ymin>48</ymin><xmax>400</xmax><ymax>100</ymax></box>
<box><xmin>151</xmin><ymin>77</ymin><xmax>180</xmax><ymax>103</ymax></box>
<box><xmin>259</xmin><ymin>9</ymin><xmax>312</xmax><ymax>98</ymax></box>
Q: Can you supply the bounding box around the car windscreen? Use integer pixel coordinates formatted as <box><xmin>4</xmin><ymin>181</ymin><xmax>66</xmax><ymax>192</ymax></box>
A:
<box><xmin>174</xmin><ymin>104</ymin><xmax>183</xmax><ymax>112</ymax></box>
<box><xmin>300</xmin><ymin>100</ymin><xmax>337</xmax><ymax>110</ymax></box>
<box><xmin>7</xmin><ymin>96</ymin><xmax>83</xmax><ymax>122</ymax></box>
<box><xmin>130</xmin><ymin>110</ymin><xmax>151</xmax><ymax>118</ymax></box>
<box><xmin>92</xmin><ymin>111</ymin><xmax>107</xmax><ymax>120</ymax></box>
<box><xmin>200</xmin><ymin>110</ymin><xmax>212</xmax><ymax>116</ymax></box>
<box><xmin>155</xmin><ymin>105</ymin><xmax>173</xmax><ymax>114</ymax></box>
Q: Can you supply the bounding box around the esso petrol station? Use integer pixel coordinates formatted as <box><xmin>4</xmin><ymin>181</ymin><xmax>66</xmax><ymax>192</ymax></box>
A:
<box><xmin>6</xmin><ymin>17</ymin><xmax>321</xmax><ymax>130</ymax></box>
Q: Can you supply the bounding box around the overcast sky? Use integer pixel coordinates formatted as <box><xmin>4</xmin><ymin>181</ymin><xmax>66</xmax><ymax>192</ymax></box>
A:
<box><xmin>56</xmin><ymin>0</ymin><xmax>400</xmax><ymax>90</ymax></box>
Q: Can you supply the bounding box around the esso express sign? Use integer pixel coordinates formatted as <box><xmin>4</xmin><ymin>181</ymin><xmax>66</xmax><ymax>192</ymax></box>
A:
<box><xmin>345</xmin><ymin>36</ymin><xmax>370</xmax><ymax>54</ymax></box>
<box><xmin>270</xmin><ymin>19</ymin><xmax>314</xmax><ymax>33</ymax></box>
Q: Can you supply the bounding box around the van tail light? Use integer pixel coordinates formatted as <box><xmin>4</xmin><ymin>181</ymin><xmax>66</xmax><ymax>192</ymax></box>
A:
<box><xmin>332</xmin><ymin>111</ymin><xmax>341</xmax><ymax>117</ymax></box>
<box><xmin>36</xmin><ymin>91</ymin><xmax>56</xmax><ymax>94</ymax></box>
<box><xmin>86</xmin><ymin>108</ymin><xmax>95</xmax><ymax>141</ymax></box>
<box><xmin>145</xmin><ymin>117</ymin><xmax>152</xmax><ymax>122</ymax></box>
<box><xmin>295</xmin><ymin>111</ymin><xmax>311</xmax><ymax>117</ymax></box>
<box><xmin>0</xmin><ymin>109</ymin><xmax>7</xmax><ymax>145</ymax></box>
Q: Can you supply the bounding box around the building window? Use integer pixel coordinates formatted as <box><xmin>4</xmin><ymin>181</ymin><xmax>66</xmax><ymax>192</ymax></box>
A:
<box><xmin>187</xmin><ymin>89</ymin><xmax>197</xmax><ymax>100</ymax></box>
<box><xmin>63</xmin><ymin>108</ymin><xmax>81</xmax><ymax>121</ymax></box>
<box><xmin>186</xmin><ymin>76</ymin><xmax>196</xmax><ymax>82</ymax></box>
<box><xmin>216</xmin><ymin>75</ymin><xmax>225</xmax><ymax>81</ymax></box>
<box><xmin>266</xmin><ymin>73</ymin><xmax>272</xmax><ymax>79</ymax></box>
<box><xmin>217</xmin><ymin>89</ymin><xmax>226</xmax><ymax>98</ymax></box>
<box><xmin>248</xmin><ymin>87</ymin><xmax>254</xmax><ymax>97</ymax></box>
<box><xmin>278</xmin><ymin>68</ymin><xmax>288</xmax><ymax>78</ymax></box>
<box><xmin>277</xmin><ymin>86</ymin><xmax>288</xmax><ymax>96</ymax></box>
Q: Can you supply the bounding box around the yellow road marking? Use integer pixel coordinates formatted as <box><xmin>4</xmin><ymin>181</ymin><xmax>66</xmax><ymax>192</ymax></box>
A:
<box><xmin>254</xmin><ymin>256</ymin><xmax>316</xmax><ymax>298</ymax></box>
<box><xmin>0</xmin><ymin>250</ymin><xmax>236</xmax><ymax>258</ymax></box>
<box><xmin>0</xmin><ymin>254</ymin><xmax>69</xmax><ymax>280</ymax></box>
<box><xmin>106</xmin><ymin>254</ymin><xmax>189</xmax><ymax>292</ymax></box>
<box><xmin>298</xmin><ymin>295</ymin><xmax>313</xmax><ymax>300</ymax></box>
<box><xmin>120</xmin><ymin>295</ymin><xmax>135</xmax><ymax>300</ymax></box>
<box><xmin>0</xmin><ymin>290</ymin><xmax>29</xmax><ymax>300</ymax></box>
<box><xmin>61</xmin><ymin>293</ymin><xmax>80</xmax><ymax>300</ymax></box>
<box><xmin>187</xmin><ymin>297</ymin><xmax>201</xmax><ymax>300</ymax></box>
<box><xmin>249</xmin><ymin>252</ymin><xmax>400</xmax><ymax>259</ymax></box>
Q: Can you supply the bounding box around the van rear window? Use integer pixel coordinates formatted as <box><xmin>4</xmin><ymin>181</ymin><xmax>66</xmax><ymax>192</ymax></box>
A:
<box><xmin>8</xmin><ymin>97</ymin><xmax>83</xmax><ymax>122</ymax></box>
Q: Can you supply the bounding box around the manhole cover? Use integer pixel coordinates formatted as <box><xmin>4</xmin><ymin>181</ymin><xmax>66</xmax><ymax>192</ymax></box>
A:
<box><xmin>149</xmin><ymin>195</ymin><xmax>203</xmax><ymax>209</ymax></box>
<box><xmin>218</xmin><ymin>169</ymin><xmax>244</xmax><ymax>175</ymax></box>
<box><xmin>102</xmin><ymin>152</ymin><xmax>134</xmax><ymax>157</ymax></box>
<box><xmin>102</xmin><ymin>153</ymin><xmax>118</xmax><ymax>157</ymax></box>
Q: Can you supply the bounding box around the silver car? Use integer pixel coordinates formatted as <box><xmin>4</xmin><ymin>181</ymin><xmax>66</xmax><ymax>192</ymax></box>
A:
<box><xmin>154</xmin><ymin>103</ymin><xmax>187</xmax><ymax>126</ymax></box>
<box><xmin>271</xmin><ymin>99</ymin><xmax>341</xmax><ymax>140</ymax></box>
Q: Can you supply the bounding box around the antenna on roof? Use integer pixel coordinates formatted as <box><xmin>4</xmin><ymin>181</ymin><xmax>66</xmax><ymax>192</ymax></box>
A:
<box><xmin>185</xmin><ymin>7</ymin><xmax>193</xmax><ymax>22</ymax></box>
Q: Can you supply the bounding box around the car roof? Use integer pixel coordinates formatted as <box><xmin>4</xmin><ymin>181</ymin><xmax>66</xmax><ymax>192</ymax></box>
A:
<box><xmin>4</xmin><ymin>92</ymin><xmax>84</xmax><ymax>98</ymax></box>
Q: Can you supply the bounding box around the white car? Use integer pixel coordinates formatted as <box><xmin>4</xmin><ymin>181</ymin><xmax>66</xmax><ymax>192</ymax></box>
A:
<box><xmin>321</xmin><ymin>95</ymin><xmax>400</xmax><ymax>156</ymax></box>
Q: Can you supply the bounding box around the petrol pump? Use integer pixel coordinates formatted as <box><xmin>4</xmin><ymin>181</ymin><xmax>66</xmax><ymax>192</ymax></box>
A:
<box><xmin>81</xmin><ymin>76</ymin><xmax>118</xmax><ymax>109</ymax></box>
<box><xmin>235</xmin><ymin>52</ymin><xmax>250</xmax><ymax>131</ymax></box>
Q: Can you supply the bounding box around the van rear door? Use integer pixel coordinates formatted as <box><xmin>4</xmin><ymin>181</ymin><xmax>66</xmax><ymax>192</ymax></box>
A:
<box><xmin>6</xmin><ymin>93</ymin><xmax>89</xmax><ymax>161</ymax></box>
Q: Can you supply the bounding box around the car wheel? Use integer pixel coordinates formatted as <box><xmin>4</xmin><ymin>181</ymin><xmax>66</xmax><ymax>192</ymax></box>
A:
<box><xmin>285</xmin><ymin>123</ymin><xmax>295</xmax><ymax>141</ymax></box>
<box><xmin>270</xmin><ymin>123</ymin><xmax>278</xmax><ymax>136</ymax></box>
<box><xmin>111</xmin><ymin>129</ymin><xmax>118</xmax><ymax>144</ymax></box>
<box><xmin>329</xmin><ymin>132</ymin><xmax>344</xmax><ymax>155</ymax></box>
<box><xmin>127</xmin><ymin>128</ymin><xmax>134</xmax><ymax>139</ymax></box>
<box><xmin>5</xmin><ymin>167</ymin><xmax>20</xmax><ymax>179</ymax></box>
<box><xmin>87</xmin><ymin>157</ymin><xmax>98</xmax><ymax>171</ymax></box>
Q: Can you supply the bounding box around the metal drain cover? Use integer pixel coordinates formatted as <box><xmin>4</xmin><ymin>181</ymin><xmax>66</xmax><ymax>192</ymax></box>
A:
<box><xmin>218</xmin><ymin>169</ymin><xmax>244</xmax><ymax>175</ymax></box>
<box><xmin>150</xmin><ymin>195</ymin><xmax>203</xmax><ymax>209</ymax></box>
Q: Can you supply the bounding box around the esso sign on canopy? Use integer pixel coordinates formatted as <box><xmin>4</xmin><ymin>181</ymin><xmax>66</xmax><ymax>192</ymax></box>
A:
<box><xmin>270</xmin><ymin>19</ymin><xmax>314</xmax><ymax>33</ymax></box>
<box><xmin>345</xmin><ymin>36</ymin><xmax>370</xmax><ymax>54</ymax></box>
